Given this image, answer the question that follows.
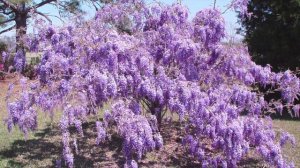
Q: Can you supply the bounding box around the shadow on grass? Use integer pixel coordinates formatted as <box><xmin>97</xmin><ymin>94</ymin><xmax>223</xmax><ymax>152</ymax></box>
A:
<box><xmin>238</xmin><ymin>157</ymin><xmax>265</xmax><ymax>168</ymax></box>
<box><xmin>73</xmin><ymin>122</ymin><xmax>125</xmax><ymax>167</ymax></box>
<box><xmin>0</xmin><ymin>122</ymin><xmax>125</xmax><ymax>168</ymax></box>
<box><xmin>0</xmin><ymin>125</ymin><xmax>61</xmax><ymax>167</ymax></box>
<box><xmin>0</xmin><ymin>121</ymin><xmax>266</xmax><ymax>168</ymax></box>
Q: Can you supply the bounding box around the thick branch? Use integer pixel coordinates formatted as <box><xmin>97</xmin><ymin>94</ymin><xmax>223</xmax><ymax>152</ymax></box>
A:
<box><xmin>0</xmin><ymin>17</ymin><xmax>14</xmax><ymax>25</ymax></box>
<box><xmin>0</xmin><ymin>5</ymin><xmax>13</xmax><ymax>15</ymax></box>
<box><xmin>0</xmin><ymin>0</ymin><xmax>18</xmax><ymax>12</ymax></box>
<box><xmin>1</xmin><ymin>10</ymin><xmax>13</xmax><ymax>15</ymax></box>
<box><xmin>0</xmin><ymin>24</ymin><xmax>15</xmax><ymax>34</ymax></box>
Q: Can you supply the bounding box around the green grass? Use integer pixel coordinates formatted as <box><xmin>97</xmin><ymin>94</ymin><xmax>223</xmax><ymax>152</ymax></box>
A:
<box><xmin>0</xmin><ymin>115</ymin><xmax>57</xmax><ymax>167</ymax></box>
<box><xmin>273</xmin><ymin>119</ymin><xmax>300</xmax><ymax>167</ymax></box>
<box><xmin>0</xmin><ymin>114</ymin><xmax>57</xmax><ymax>168</ymax></box>
<box><xmin>0</xmin><ymin>79</ymin><xmax>300</xmax><ymax>167</ymax></box>
<box><xmin>0</xmin><ymin>79</ymin><xmax>60</xmax><ymax>167</ymax></box>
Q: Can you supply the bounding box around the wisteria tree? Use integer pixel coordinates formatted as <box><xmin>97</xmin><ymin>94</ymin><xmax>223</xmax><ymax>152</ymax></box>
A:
<box><xmin>4</xmin><ymin>0</ymin><xmax>300</xmax><ymax>167</ymax></box>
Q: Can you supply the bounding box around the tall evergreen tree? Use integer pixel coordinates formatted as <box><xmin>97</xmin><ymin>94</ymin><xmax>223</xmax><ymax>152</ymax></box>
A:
<box><xmin>238</xmin><ymin>0</ymin><xmax>300</xmax><ymax>71</ymax></box>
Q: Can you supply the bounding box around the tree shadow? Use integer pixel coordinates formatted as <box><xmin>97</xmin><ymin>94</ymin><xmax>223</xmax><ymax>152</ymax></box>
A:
<box><xmin>73</xmin><ymin>122</ymin><xmax>125</xmax><ymax>167</ymax></box>
<box><xmin>239</xmin><ymin>157</ymin><xmax>267</xmax><ymax>168</ymax></box>
<box><xmin>0</xmin><ymin>124</ymin><xmax>61</xmax><ymax>167</ymax></box>
<box><xmin>0</xmin><ymin>122</ymin><xmax>125</xmax><ymax>168</ymax></box>
<box><xmin>0</xmin><ymin>121</ymin><xmax>266</xmax><ymax>168</ymax></box>
<box><xmin>139</xmin><ymin>121</ymin><xmax>202</xmax><ymax>168</ymax></box>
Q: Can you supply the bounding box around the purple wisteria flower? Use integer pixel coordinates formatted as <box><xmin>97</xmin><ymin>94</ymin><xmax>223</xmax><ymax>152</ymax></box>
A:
<box><xmin>14</xmin><ymin>49</ymin><xmax>26</xmax><ymax>72</ymax></box>
<box><xmin>2</xmin><ymin>51</ymin><xmax>8</xmax><ymax>63</ymax></box>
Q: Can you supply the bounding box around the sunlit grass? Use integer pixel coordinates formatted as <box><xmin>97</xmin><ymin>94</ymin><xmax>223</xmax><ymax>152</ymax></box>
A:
<box><xmin>273</xmin><ymin>119</ymin><xmax>300</xmax><ymax>167</ymax></box>
<box><xmin>0</xmin><ymin>79</ymin><xmax>300</xmax><ymax>167</ymax></box>
<box><xmin>0</xmin><ymin>79</ymin><xmax>60</xmax><ymax>167</ymax></box>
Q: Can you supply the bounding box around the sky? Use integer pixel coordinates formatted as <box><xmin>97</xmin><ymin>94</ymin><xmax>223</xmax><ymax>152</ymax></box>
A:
<box><xmin>0</xmin><ymin>0</ymin><xmax>242</xmax><ymax>39</ymax></box>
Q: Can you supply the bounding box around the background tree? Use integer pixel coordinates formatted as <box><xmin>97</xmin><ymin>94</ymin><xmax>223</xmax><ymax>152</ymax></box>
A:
<box><xmin>0</xmin><ymin>0</ymin><xmax>107</xmax><ymax>71</ymax></box>
<box><xmin>238</xmin><ymin>0</ymin><xmax>300</xmax><ymax>72</ymax></box>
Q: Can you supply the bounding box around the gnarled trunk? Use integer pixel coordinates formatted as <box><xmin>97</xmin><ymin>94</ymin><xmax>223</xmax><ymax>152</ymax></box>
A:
<box><xmin>15</xmin><ymin>3</ymin><xmax>28</xmax><ymax>51</ymax></box>
<box><xmin>14</xmin><ymin>2</ymin><xmax>27</xmax><ymax>72</ymax></box>
<box><xmin>15</xmin><ymin>12</ymin><xmax>27</xmax><ymax>53</ymax></box>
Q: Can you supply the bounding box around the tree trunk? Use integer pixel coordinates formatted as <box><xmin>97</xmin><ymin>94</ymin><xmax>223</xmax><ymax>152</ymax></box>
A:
<box><xmin>15</xmin><ymin>2</ymin><xmax>27</xmax><ymax>72</ymax></box>
<box><xmin>15</xmin><ymin>13</ymin><xmax>27</xmax><ymax>51</ymax></box>
<box><xmin>150</xmin><ymin>101</ymin><xmax>163</xmax><ymax>130</ymax></box>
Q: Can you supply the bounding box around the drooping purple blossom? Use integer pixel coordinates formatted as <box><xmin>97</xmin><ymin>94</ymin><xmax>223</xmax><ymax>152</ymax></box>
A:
<box><xmin>73</xmin><ymin>138</ymin><xmax>79</xmax><ymax>154</ymax></box>
<box><xmin>231</xmin><ymin>0</ymin><xmax>251</xmax><ymax>18</ymax></box>
<box><xmin>14</xmin><ymin>49</ymin><xmax>26</xmax><ymax>72</ymax></box>
<box><xmin>193</xmin><ymin>8</ymin><xmax>225</xmax><ymax>50</ymax></box>
<box><xmin>280</xmin><ymin>132</ymin><xmax>296</xmax><ymax>147</ymax></box>
<box><xmin>292</xmin><ymin>104</ymin><xmax>300</xmax><ymax>118</ymax></box>
<box><xmin>124</xmin><ymin>159</ymin><xmax>138</xmax><ymax>168</ymax></box>
<box><xmin>29</xmin><ymin>37</ymin><xmax>39</xmax><ymax>52</ymax></box>
<box><xmin>96</xmin><ymin>121</ymin><xmax>106</xmax><ymax>145</ymax></box>
<box><xmin>2</xmin><ymin>51</ymin><xmax>8</xmax><ymax>63</ymax></box>
<box><xmin>55</xmin><ymin>159</ymin><xmax>62</xmax><ymax>168</ymax></box>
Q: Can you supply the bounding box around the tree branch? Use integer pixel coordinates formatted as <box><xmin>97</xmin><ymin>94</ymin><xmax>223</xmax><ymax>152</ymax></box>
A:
<box><xmin>90</xmin><ymin>1</ymin><xmax>99</xmax><ymax>11</ymax></box>
<box><xmin>30</xmin><ymin>0</ymin><xmax>56</xmax><ymax>10</ymax></box>
<box><xmin>222</xmin><ymin>1</ymin><xmax>234</xmax><ymax>14</ymax></box>
<box><xmin>0</xmin><ymin>24</ymin><xmax>15</xmax><ymax>34</ymax></box>
<box><xmin>1</xmin><ymin>10</ymin><xmax>13</xmax><ymax>15</ymax></box>
<box><xmin>214</xmin><ymin>0</ymin><xmax>217</xmax><ymax>9</ymax></box>
<box><xmin>34</xmin><ymin>11</ymin><xmax>52</xmax><ymax>24</ymax></box>
<box><xmin>0</xmin><ymin>17</ymin><xmax>14</xmax><ymax>25</ymax></box>
<box><xmin>56</xmin><ymin>3</ymin><xmax>81</xmax><ymax>15</ymax></box>
<box><xmin>0</xmin><ymin>5</ymin><xmax>13</xmax><ymax>15</ymax></box>
<box><xmin>47</xmin><ymin>14</ymin><xmax>65</xmax><ymax>23</ymax></box>
<box><xmin>0</xmin><ymin>0</ymin><xmax>18</xmax><ymax>12</ymax></box>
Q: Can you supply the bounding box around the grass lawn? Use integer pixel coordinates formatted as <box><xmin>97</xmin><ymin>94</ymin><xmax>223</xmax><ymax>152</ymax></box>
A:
<box><xmin>0</xmin><ymin>78</ymin><xmax>61</xmax><ymax>167</ymax></box>
<box><xmin>273</xmin><ymin>119</ymin><xmax>300</xmax><ymax>167</ymax></box>
<box><xmin>0</xmin><ymin>78</ymin><xmax>299</xmax><ymax>167</ymax></box>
